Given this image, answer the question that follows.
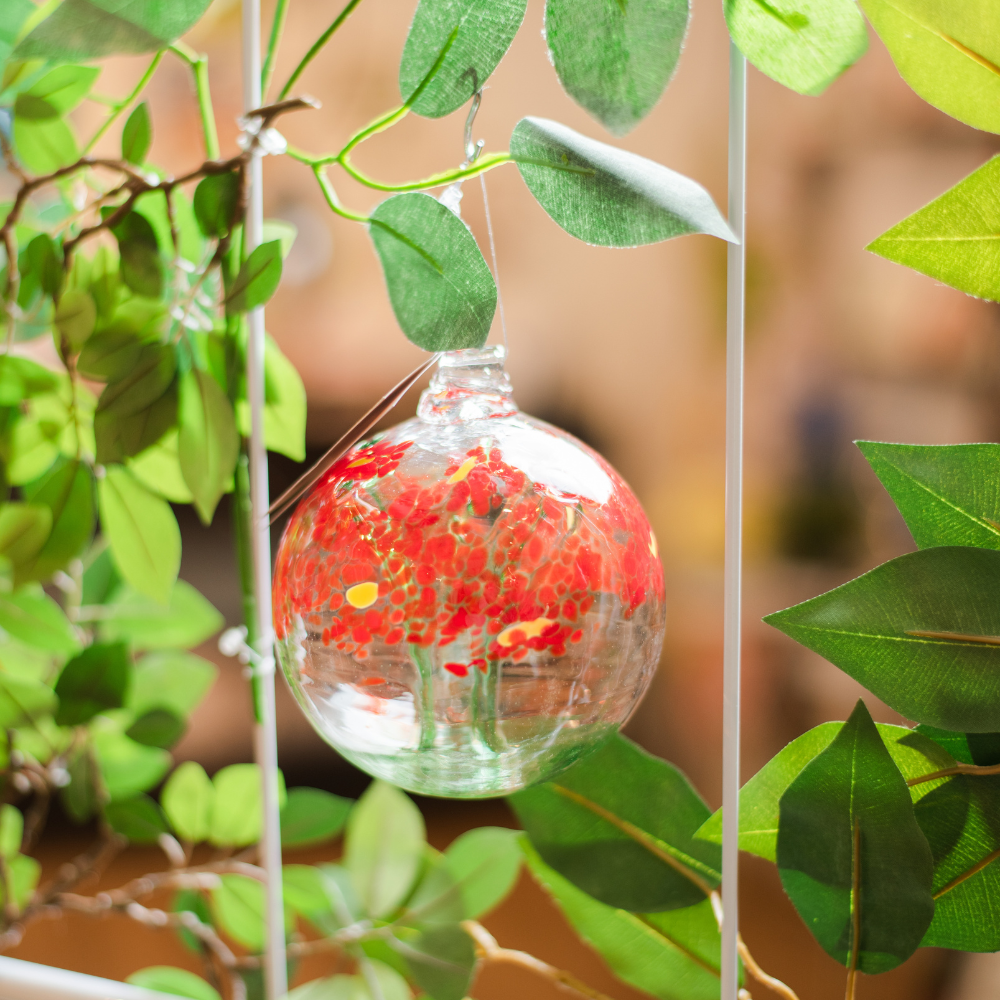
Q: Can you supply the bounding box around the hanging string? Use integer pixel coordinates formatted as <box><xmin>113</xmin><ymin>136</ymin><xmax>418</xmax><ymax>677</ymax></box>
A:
<box><xmin>479</xmin><ymin>171</ymin><xmax>509</xmax><ymax>356</ymax></box>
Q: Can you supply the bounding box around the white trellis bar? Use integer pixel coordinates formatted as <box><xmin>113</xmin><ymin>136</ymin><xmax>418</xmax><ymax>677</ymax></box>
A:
<box><xmin>721</xmin><ymin>39</ymin><xmax>747</xmax><ymax>1000</ymax></box>
<box><xmin>0</xmin><ymin>956</ymin><xmax>177</xmax><ymax>1000</ymax></box>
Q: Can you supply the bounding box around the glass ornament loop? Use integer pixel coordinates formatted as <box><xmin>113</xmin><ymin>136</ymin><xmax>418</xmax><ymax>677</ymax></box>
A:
<box><xmin>273</xmin><ymin>347</ymin><xmax>666</xmax><ymax>797</ymax></box>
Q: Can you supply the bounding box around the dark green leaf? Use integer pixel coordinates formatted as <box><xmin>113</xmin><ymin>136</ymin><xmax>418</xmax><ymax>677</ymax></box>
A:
<box><xmin>545</xmin><ymin>0</ymin><xmax>688</xmax><ymax>135</ymax></box>
<box><xmin>111</xmin><ymin>210</ymin><xmax>163</xmax><ymax>299</ymax></box>
<box><xmin>78</xmin><ymin>331</ymin><xmax>146</xmax><ymax>382</ymax></box>
<box><xmin>522</xmin><ymin>839</ymin><xmax>724</xmax><ymax>999</ymax></box>
<box><xmin>61</xmin><ymin>745</ymin><xmax>99</xmax><ymax>821</ymax></box>
<box><xmin>915</xmin><ymin>724</ymin><xmax>975</xmax><ymax>765</ymax></box>
<box><xmin>172</xmin><ymin>889</ymin><xmax>214</xmax><ymax>952</ymax></box>
<box><xmin>54</xmin><ymin>641</ymin><xmax>131</xmax><ymax>726</ymax></box>
<box><xmin>369</xmin><ymin>192</ymin><xmax>496</xmax><ymax>351</ymax></box>
<box><xmin>97</xmin><ymin>465</ymin><xmax>180</xmax><ymax>605</ymax></box>
<box><xmin>21</xmin><ymin>458</ymin><xmax>94</xmax><ymax>582</ymax></box>
<box><xmin>12</xmin><ymin>117</ymin><xmax>78</xmax><ymax>174</ymax></box>
<box><xmin>96</xmin><ymin>343</ymin><xmax>175</xmax><ymax>418</ymax></box>
<box><xmin>55</xmin><ymin>289</ymin><xmax>97</xmax><ymax>351</ymax></box>
<box><xmin>777</xmin><ymin>700</ymin><xmax>934</xmax><ymax>973</ymax></box>
<box><xmin>24</xmin><ymin>234</ymin><xmax>62</xmax><ymax>297</ymax></box>
<box><xmin>105</xmin><ymin>793</ymin><xmax>169</xmax><ymax>843</ymax></box>
<box><xmin>126</xmin><ymin>967</ymin><xmax>220</xmax><ymax>1000</ymax></box>
<box><xmin>0</xmin><ymin>673</ymin><xmax>57</xmax><ymax>728</ymax></box>
<box><xmin>225</xmin><ymin>241</ymin><xmax>282</xmax><ymax>314</ymax></box>
<box><xmin>162</xmin><ymin>761</ymin><xmax>214</xmax><ymax>842</ymax></box>
<box><xmin>444</xmin><ymin>826</ymin><xmax>521</xmax><ymax>918</ymax></box>
<box><xmin>857</xmin><ymin>0</ymin><xmax>1000</xmax><ymax>133</ymax></box>
<box><xmin>98</xmin><ymin>580</ymin><xmax>223</xmax><ymax>649</ymax></box>
<box><xmin>93</xmin><ymin>727</ymin><xmax>171</xmax><ymax>800</ymax></box>
<box><xmin>0</xmin><ymin>503</ymin><xmax>51</xmax><ymax>584</ymax></box>
<box><xmin>345</xmin><ymin>780</ymin><xmax>426</xmax><ymax>918</ymax></box>
<box><xmin>15</xmin><ymin>0</ymin><xmax>215</xmax><ymax>60</ymax></box>
<box><xmin>0</xmin><ymin>588</ymin><xmax>78</xmax><ymax>654</ymax></box>
<box><xmin>967</xmin><ymin>732</ymin><xmax>1000</xmax><ymax>766</ymax></box>
<box><xmin>399</xmin><ymin>0</ymin><xmax>527</xmax><ymax>118</ymax></box>
<box><xmin>725</xmin><ymin>0</ymin><xmax>867</xmax><ymax>97</ymax></box>
<box><xmin>764</xmin><ymin>546</ymin><xmax>1000</xmax><ymax>732</ymax></box>
<box><xmin>509</xmin><ymin>734</ymin><xmax>720</xmax><ymax>911</ymax></box>
<box><xmin>280</xmin><ymin>788</ymin><xmax>352</xmax><ymax>848</ymax></box>
<box><xmin>193</xmin><ymin>171</ymin><xmax>241</xmax><ymax>238</ymax></box>
<box><xmin>397</xmin><ymin>925</ymin><xmax>476</xmax><ymax>1000</ymax></box>
<box><xmin>81</xmin><ymin>542</ymin><xmax>121</xmax><ymax>605</ymax></box>
<box><xmin>13</xmin><ymin>65</ymin><xmax>100</xmax><ymax>119</ymax></box>
<box><xmin>126</xmin><ymin>707</ymin><xmax>186</xmax><ymax>748</ymax></box>
<box><xmin>95</xmin><ymin>381</ymin><xmax>178</xmax><ymax>464</ymax></box>
<box><xmin>511</xmin><ymin>117</ymin><xmax>735</xmax><ymax>246</ymax></box>
<box><xmin>127</xmin><ymin>649</ymin><xmax>217</xmax><ymax>717</ymax></box>
<box><xmin>178</xmin><ymin>368</ymin><xmax>238</xmax><ymax>524</ymax></box>
<box><xmin>121</xmin><ymin>102</ymin><xmax>152</xmax><ymax>165</ymax></box>
<box><xmin>866</xmin><ymin>157</ymin><xmax>1000</xmax><ymax>301</ymax></box>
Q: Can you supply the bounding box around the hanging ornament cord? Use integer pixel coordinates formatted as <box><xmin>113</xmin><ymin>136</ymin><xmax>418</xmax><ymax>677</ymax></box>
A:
<box><xmin>241</xmin><ymin>0</ymin><xmax>287</xmax><ymax>996</ymax></box>
<box><xmin>722</xmin><ymin>41</ymin><xmax>747</xmax><ymax>1000</ymax></box>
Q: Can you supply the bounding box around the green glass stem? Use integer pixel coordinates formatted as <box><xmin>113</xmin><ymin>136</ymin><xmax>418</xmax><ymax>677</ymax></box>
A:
<box><xmin>411</xmin><ymin>644</ymin><xmax>437</xmax><ymax>751</ymax></box>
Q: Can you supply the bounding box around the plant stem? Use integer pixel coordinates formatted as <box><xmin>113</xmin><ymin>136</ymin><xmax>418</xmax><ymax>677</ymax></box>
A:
<box><xmin>83</xmin><ymin>50</ymin><xmax>165</xmax><ymax>155</ymax></box>
<box><xmin>261</xmin><ymin>0</ymin><xmax>290</xmax><ymax>100</ymax></box>
<box><xmin>736</xmin><ymin>934</ymin><xmax>801</xmax><ymax>1000</ymax></box>
<box><xmin>169</xmin><ymin>42</ymin><xmax>221</xmax><ymax>160</ymax></box>
<box><xmin>907</xmin><ymin>761</ymin><xmax>1000</xmax><ymax>786</ymax></box>
<box><xmin>338</xmin><ymin>151</ymin><xmax>511</xmax><ymax>192</ymax></box>
<box><xmin>312</xmin><ymin>166</ymin><xmax>370</xmax><ymax>222</ymax></box>
<box><xmin>845</xmin><ymin>817</ymin><xmax>862</xmax><ymax>1000</ymax></box>
<box><xmin>278</xmin><ymin>0</ymin><xmax>365</xmax><ymax>100</ymax></box>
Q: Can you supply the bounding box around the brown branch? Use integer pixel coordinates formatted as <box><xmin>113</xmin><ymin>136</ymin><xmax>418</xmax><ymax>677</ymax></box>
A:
<box><xmin>907</xmin><ymin>762</ymin><xmax>1000</xmax><ymax>786</ymax></box>
<box><xmin>845</xmin><ymin>818</ymin><xmax>861</xmax><ymax>1000</ymax></box>
<box><xmin>933</xmin><ymin>846</ymin><xmax>1000</xmax><ymax>900</ymax></box>
<box><xmin>737</xmin><ymin>935</ymin><xmax>801</xmax><ymax>1000</ymax></box>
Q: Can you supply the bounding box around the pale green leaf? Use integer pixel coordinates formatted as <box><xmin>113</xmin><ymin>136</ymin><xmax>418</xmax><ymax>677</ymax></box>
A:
<box><xmin>0</xmin><ymin>588</ymin><xmax>78</xmax><ymax>655</ymax></box>
<box><xmin>0</xmin><ymin>503</ymin><xmax>52</xmax><ymax>582</ymax></box>
<box><xmin>93</xmin><ymin>726</ymin><xmax>171</xmax><ymax>801</ymax></box>
<box><xmin>235</xmin><ymin>336</ymin><xmax>306</xmax><ymax>462</ymax></box>
<box><xmin>21</xmin><ymin>458</ymin><xmax>95</xmax><ymax>582</ymax></box>
<box><xmin>211</xmin><ymin>873</ymin><xmax>266</xmax><ymax>951</ymax></box>
<box><xmin>127</xmin><ymin>967</ymin><xmax>221</xmax><ymax>1000</ymax></box>
<box><xmin>0</xmin><ymin>673</ymin><xmax>57</xmax><ymax>728</ymax></box>
<box><xmin>280</xmin><ymin>788</ymin><xmax>352</xmax><ymax>848</ymax></box>
<box><xmin>98</xmin><ymin>580</ymin><xmax>223</xmax><ymax>649</ymax></box>
<box><xmin>162</xmin><ymin>761</ymin><xmax>214</xmax><ymax>843</ymax></box>
<box><xmin>14</xmin><ymin>65</ymin><xmax>99</xmax><ymax>119</ymax></box>
<box><xmin>127</xmin><ymin>430</ymin><xmax>194</xmax><ymax>503</ymax></box>
<box><xmin>0</xmin><ymin>805</ymin><xmax>24</xmax><ymax>858</ymax></box>
<box><xmin>121</xmin><ymin>102</ymin><xmax>152</xmax><ymax>165</ymax></box>
<box><xmin>128</xmin><ymin>650</ymin><xmax>217</xmax><ymax>717</ymax></box>
<box><xmin>209</xmin><ymin>763</ymin><xmax>285</xmax><ymax>848</ymax></box>
<box><xmin>444</xmin><ymin>826</ymin><xmax>521</xmax><ymax>918</ymax></box>
<box><xmin>13</xmin><ymin>117</ymin><xmax>78</xmax><ymax>174</ymax></box>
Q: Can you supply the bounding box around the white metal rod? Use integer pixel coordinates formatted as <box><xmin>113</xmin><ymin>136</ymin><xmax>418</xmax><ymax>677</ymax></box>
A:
<box><xmin>0</xmin><ymin>956</ymin><xmax>178</xmax><ymax>1000</ymax></box>
<box><xmin>721</xmin><ymin>39</ymin><xmax>747</xmax><ymax>1000</ymax></box>
<box><xmin>241</xmin><ymin>2</ymin><xmax>287</xmax><ymax>998</ymax></box>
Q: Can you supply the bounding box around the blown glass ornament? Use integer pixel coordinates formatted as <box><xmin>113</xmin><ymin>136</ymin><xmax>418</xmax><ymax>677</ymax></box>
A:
<box><xmin>273</xmin><ymin>346</ymin><xmax>665</xmax><ymax>797</ymax></box>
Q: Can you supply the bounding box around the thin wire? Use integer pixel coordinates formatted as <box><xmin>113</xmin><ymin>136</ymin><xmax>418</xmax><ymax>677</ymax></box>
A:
<box><xmin>721</xmin><ymin>40</ymin><xmax>747</xmax><ymax>1000</ymax></box>
<box><xmin>479</xmin><ymin>172</ymin><xmax>508</xmax><ymax>355</ymax></box>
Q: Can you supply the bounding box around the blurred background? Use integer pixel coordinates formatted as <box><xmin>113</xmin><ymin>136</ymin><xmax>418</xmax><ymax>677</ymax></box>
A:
<box><xmin>5</xmin><ymin>0</ymin><xmax>1000</xmax><ymax>996</ymax></box>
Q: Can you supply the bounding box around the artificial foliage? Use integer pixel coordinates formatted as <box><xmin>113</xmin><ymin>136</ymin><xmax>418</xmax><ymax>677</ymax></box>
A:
<box><xmin>0</xmin><ymin>1</ymin><xmax>995</xmax><ymax>1000</ymax></box>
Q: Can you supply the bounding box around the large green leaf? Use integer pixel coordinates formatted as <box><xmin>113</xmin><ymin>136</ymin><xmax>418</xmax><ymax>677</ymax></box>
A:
<box><xmin>54</xmin><ymin>642</ymin><xmax>130</xmax><ymax>726</ymax></box>
<box><xmin>866</xmin><ymin>157</ymin><xmax>1000</xmax><ymax>301</ymax></box>
<box><xmin>93</xmin><ymin>726</ymin><xmax>171</xmax><ymax>800</ymax></box>
<box><xmin>509</xmin><ymin>734</ymin><xmax>720</xmax><ymax>912</ymax></box>
<box><xmin>915</xmin><ymin>774</ymin><xmax>1000</xmax><ymax>951</ymax></box>
<box><xmin>127</xmin><ymin>967</ymin><xmax>220</xmax><ymax>1000</ymax></box>
<box><xmin>0</xmin><ymin>1</ymin><xmax>34</xmax><ymax>66</ymax></box>
<box><xmin>0</xmin><ymin>588</ymin><xmax>78</xmax><ymax>655</ymax></box>
<box><xmin>369</xmin><ymin>193</ymin><xmax>496</xmax><ymax>352</ymax></box>
<box><xmin>511</xmin><ymin>117</ymin><xmax>735</xmax><ymax>247</ymax></box>
<box><xmin>545</xmin><ymin>0</ymin><xmax>688</xmax><ymax>136</ymax></box>
<box><xmin>397</xmin><ymin>925</ymin><xmax>476</xmax><ymax>1000</ymax></box>
<box><xmin>94</xmin><ymin>342</ymin><xmax>175</xmax><ymax>417</ymax></box>
<box><xmin>696</xmin><ymin>722</ymin><xmax>956</xmax><ymax>861</ymax></box>
<box><xmin>857</xmin><ymin>0</ymin><xmax>1000</xmax><ymax>133</ymax></box>
<box><xmin>111</xmin><ymin>210</ymin><xmax>163</xmax><ymax>299</ymax></box>
<box><xmin>12</xmin><ymin>117</ymin><xmax>78</xmax><ymax>174</ymax></box>
<box><xmin>764</xmin><ymin>546</ymin><xmax>1000</xmax><ymax>732</ymax></box>
<box><xmin>345</xmin><ymin>780</ymin><xmax>426</xmax><ymax>918</ymax></box>
<box><xmin>211</xmin><ymin>873</ymin><xmax>266</xmax><ymax>951</ymax></box>
<box><xmin>178</xmin><ymin>369</ymin><xmax>238</xmax><ymax>524</ymax></box>
<box><xmin>98</xmin><ymin>580</ymin><xmax>223</xmax><ymax>649</ymax></box>
<box><xmin>15</xmin><ymin>0</ymin><xmax>215</xmax><ymax>60</ymax></box>
<box><xmin>777</xmin><ymin>700</ymin><xmax>934</xmax><ymax>973</ymax></box>
<box><xmin>288</xmin><ymin>963</ymin><xmax>410</xmax><ymax>1000</ymax></box>
<box><xmin>280</xmin><ymin>788</ymin><xmax>352</xmax><ymax>848</ymax></box>
<box><xmin>0</xmin><ymin>503</ymin><xmax>51</xmax><ymax>584</ymax></box>
<box><xmin>14</xmin><ymin>65</ymin><xmax>100</xmax><ymax>119</ymax></box>
<box><xmin>523</xmin><ymin>840</ymin><xmax>722</xmax><ymax>999</ymax></box>
<box><xmin>127</xmin><ymin>649</ymin><xmax>217</xmax><ymax>717</ymax></box>
<box><xmin>98</xmin><ymin>465</ymin><xmax>180</xmax><ymax>605</ymax></box>
<box><xmin>399</xmin><ymin>0</ymin><xmax>527</xmax><ymax>118</ymax></box>
<box><xmin>210</xmin><ymin>763</ymin><xmax>283</xmax><ymax>848</ymax></box>
<box><xmin>0</xmin><ymin>673</ymin><xmax>57</xmax><ymax>728</ymax></box>
<box><xmin>193</xmin><ymin>172</ymin><xmax>241</xmax><ymax>238</ymax></box>
<box><xmin>443</xmin><ymin>826</ymin><xmax>521</xmax><ymax>918</ymax></box>
<box><xmin>725</xmin><ymin>0</ymin><xmax>866</xmax><ymax>96</ymax></box>
<box><xmin>127</xmin><ymin>430</ymin><xmax>194</xmax><ymax>504</ymax></box>
<box><xmin>224</xmin><ymin>241</ymin><xmax>283</xmax><ymax>314</ymax></box>
<box><xmin>21</xmin><ymin>458</ymin><xmax>95</xmax><ymax>582</ymax></box>
<box><xmin>54</xmin><ymin>290</ymin><xmax>97</xmax><ymax>353</ymax></box>
<box><xmin>162</xmin><ymin>760</ymin><xmax>214</xmax><ymax>843</ymax></box>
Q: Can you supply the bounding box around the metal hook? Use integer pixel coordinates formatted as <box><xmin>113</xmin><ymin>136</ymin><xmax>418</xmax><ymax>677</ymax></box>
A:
<box><xmin>464</xmin><ymin>89</ymin><xmax>484</xmax><ymax>164</ymax></box>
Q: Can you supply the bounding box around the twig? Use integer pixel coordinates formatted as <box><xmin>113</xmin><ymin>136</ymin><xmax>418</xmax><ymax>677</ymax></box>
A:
<box><xmin>907</xmin><ymin>762</ymin><xmax>1000</xmax><ymax>786</ymax></box>
<box><xmin>279</xmin><ymin>0</ymin><xmax>366</xmax><ymax>100</ymax></box>
<box><xmin>737</xmin><ymin>935</ymin><xmax>801</xmax><ymax>1000</ymax></box>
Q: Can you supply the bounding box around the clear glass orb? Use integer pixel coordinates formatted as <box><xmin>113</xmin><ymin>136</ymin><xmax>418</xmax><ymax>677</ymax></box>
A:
<box><xmin>273</xmin><ymin>346</ymin><xmax>665</xmax><ymax>797</ymax></box>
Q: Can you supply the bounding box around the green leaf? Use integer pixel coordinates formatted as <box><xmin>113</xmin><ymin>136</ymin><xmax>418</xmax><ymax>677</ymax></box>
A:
<box><xmin>24</xmin><ymin>234</ymin><xmax>63</xmax><ymax>298</ymax></box>
<box><xmin>398</xmin><ymin>925</ymin><xmax>476</xmax><ymax>1000</ymax></box>
<box><xmin>0</xmin><ymin>503</ymin><xmax>52</xmax><ymax>583</ymax></box>
<box><xmin>210</xmin><ymin>763</ymin><xmax>284</xmax><ymax>848</ymax></box>
<box><xmin>126</xmin><ymin>707</ymin><xmax>185</xmax><ymax>748</ymax></box>
<box><xmin>14</xmin><ymin>65</ymin><xmax>100</xmax><ymax>119</ymax></box>
<box><xmin>511</xmin><ymin>117</ymin><xmax>735</xmax><ymax>247</ymax></box>
<box><xmin>915</xmin><ymin>773</ymin><xmax>1000</xmax><ymax>951</ymax></box>
<box><xmin>262</xmin><ymin>220</ymin><xmax>297</xmax><ymax>258</ymax></box>
<box><xmin>193</xmin><ymin>172</ymin><xmax>241</xmax><ymax>239</ymax></box>
<box><xmin>93</xmin><ymin>726</ymin><xmax>171</xmax><ymax>800</ymax></box>
<box><xmin>162</xmin><ymin>760</ymin><xmax>214</xmax><ymax>842</ymax></box>
<box><xmin>12</xmin><ymin>117</ymin><xmax>78</xmax><ymax>174</ymax></box>
<box><xmin>98</xmin><ymin>465</ymin><xmax>180</xmax><ymax>605</ymax></box>
<box><xmin>15</xmin><ymin>0</ymin><xmax>215</xmax><ymax>60</ymax></box>
<box><xmin>545</xmin><ymin>0</ymin><xmax>688</xmax><ymax>135</ymax></box>
<box><xmin>0</xmin><ymin>588</ymin><xmax>78</xmax><ymax>655</ymax></box>
<box><xmin>98</xmin><ymin>580</ymin><xmax>223</xmax><ymax>649</ymax></box>
<box><xmin>111</xmin><ymin>210</ymin><xmax>163</xmax><ymax>299</ymax></box>
<box><xmin>127</xmin><ymin>430</ymin><xmax>194</xmax><ymax>503</ymax></box>
<box><xmin>369</xmin><ymin>192</ymin><xmax>496</xmax><ymax>352</ymax></box>
<box><xmin>915</xmin><ymin>723</ymin><xmax>975</xmax><ymax>764</ymax></box>
<box><xmin>21</xmin><ymin>458</ymin><xmax>95</xmax><ymax>582</ymax></box>
<box><xmin>522</xmin><ymin>839</ymin><xmax>723</xmax><ymax>999</ymax></box>
<box><xmin>0</xmin><ymin>805</ymin><xmax>24</xmax><ymax>858</ymax></box>
<box><xmin>509</xmin><ymin>734</ymin><xmax>720</xmax><ymax>912</ymax></box>
<box><xmin>127</xmin><ymin>967</ymin><xmax>221</xmax><ymax>1000</ymax></box>
<box><xmin>54</xmin><ymin>641</ymin><xmax>130</xmax><ymax>726</ymax></box>
<box><xmin>62</xmin><ymin>744</ymin><xmax>99</xmax><ymax>821</ymax></box>
<box><xmin>288</xmin><ymin>963</ymin><xmax>410</xmax><ymax>1000</ymax></box>
<box><xmin>178</xmin><ymin>368</ymin><xmax>238</xmax><ymax>524</ymax></box>
<box><xmin>105</xmin><ymin>793</ymin><xmax>169</xmax><ymax>844</ymax></box>
<box><xmin>127</xmin><ymin>649</ymin><xmax>217</xmax><ymax>717</ymax></box>
<box><xmin>857</xmin><ymin>0</ymin><xmax>1000</xmax><ymax>133</ymax></box>
<box><xmin>54</xmin><ymin>289</ymin><xmax>96</xmax><ymax>352</ymax></box>
<box><xmin>725</xmin><ymin>0</ymin><xmax>867</xmax><ymax>96</ymax></box>
<box><xmin>211</xmin><ymin>873</ymin><xmax>288</xmax><ymax>951</ymax></box>
<box><xmin>398</xmin><ymin>0</ymin><xmax>527</xmax><ymax>118</ymax></box>
<box><xmin>778</xmin><ymin>700</ymin><xmax>934</xmax><ymax>973</ymax></box>
<box><xmin>857</xmin><ymin>441</ymin><xmax>1000</xmax><ymax>550</ymax></box>
<box><xmin>696</xmin><ymin>722</ymin><xmax>956</xmax><ymax>861</ymax></box>
<box><xmin>0</xmin><ymin>356</ymin><xmax>59</xmax><ymax>405</ymax></box>
<box><xmin>0</xmin><ymin>0</ymin><xmax>34</xmax><ymax>66</ymax></box>
<box><xmin>764</xmin><ymin>545</ymin><xmax>1000</xmax><ymax>732</ymax></box>
<box><xmin>236</xmin><ymin>335</ymin><xmax>306</xmax><ymax>462</ymax></box>
<box><xmin>865</xmin><ymin>156</ymin><xmax>1000</xmax><ymax>301</ymax></box>
<box><xmin>172</xmin><ymin>888</ymin><xmax>215</xmax><ymax>952</ymax></box>
<box><xmin>0</xmin><ymin>674</ymin><xmax>57</xmax><ymax>728</ymax></box>
<box><xmin>78</xmin><ymin>331</ymin><xmax>147</xmax><ymax>383</ymax></box>
<box><xmin>225</xmin><ymin>241</ymin><xmax>283</xmax><ymax>314</ymax></box>
<box><xmin>1</xmin><ymin>853</ymin><xmax>40</xmax><ymax>911</ymax></box>
<box><xmin>443</xmin><ymin>826</ymin><xmax>521</xmax><ymax>918</ymax></box>
<box><xmin>121</xmin><ymin>101</ymin><xmax>152</xmax><ymax>165</ymax></box>
<box><xmin>280</xmin><ymin>788</ymin><xmax>352</xmax><ymax>848</ymax></box>
<box><xmin>95</xmin><ymin>342</ymin><xmax>175</xmax><ymax>418</ymax></box>
<box><xmin>345</xmin><ymin>780</ymin><xmax>426</xmax><ymax>918</ymax></box>
<box><xmin>282</xmin><ymin>863</ymin><xmax>335</xmax><ymax>922</ymax></box>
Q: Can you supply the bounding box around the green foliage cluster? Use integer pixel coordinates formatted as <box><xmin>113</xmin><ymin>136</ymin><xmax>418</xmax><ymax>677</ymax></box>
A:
<box><xmin>0</xmin><ymin>1</ymin><xmax>996</xmax><ymax>1000</ymax></box>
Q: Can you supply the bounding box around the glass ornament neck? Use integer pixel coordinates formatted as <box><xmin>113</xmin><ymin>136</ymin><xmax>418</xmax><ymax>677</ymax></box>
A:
<box><xmin>417</xmin><ymin>344</ymin><xmax>518</xmax><ymax>423</ymax></box>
